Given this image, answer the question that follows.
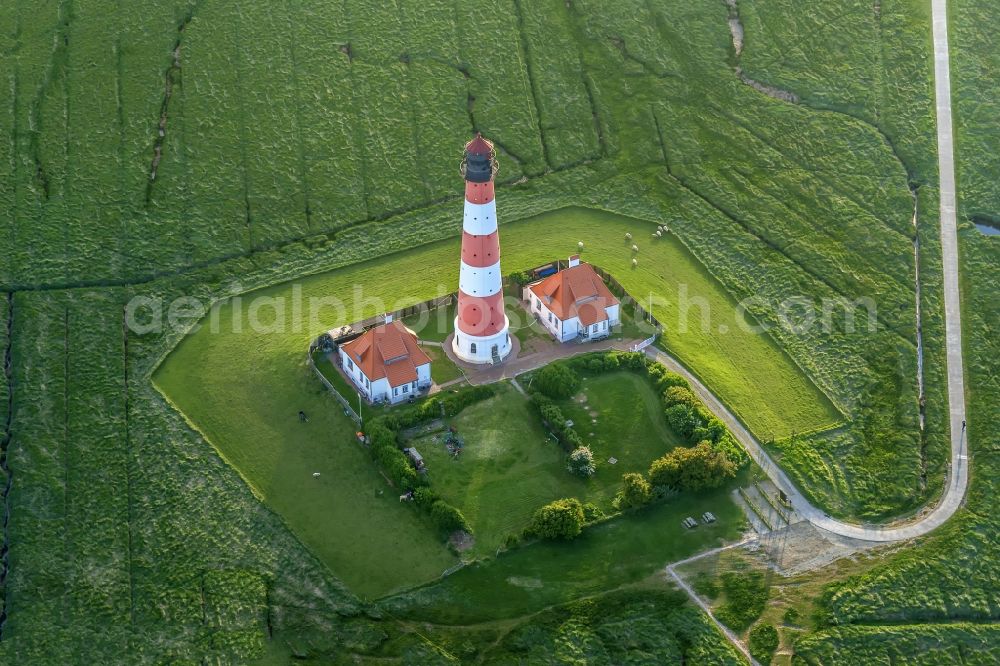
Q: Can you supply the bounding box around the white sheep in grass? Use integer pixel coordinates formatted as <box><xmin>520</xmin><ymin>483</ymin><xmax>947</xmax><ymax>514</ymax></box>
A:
<box><xmin>632</xmin><ymin>244</ymin><xmax>639</xmax><ymax>253</ymax></box>
<box><xmin>578</xmin><ymin>241</ymin><xmax>584</xmax><ymax>250</ymax></box>
<box><xmin>632</xmin><ymin>258</ymin><xmax>638</xmax><ymax>267</ymax></box>
<box><xmin>625</xmin><ymin>232</ymin><xmax>632</xmax><ymax>241</ymax></box>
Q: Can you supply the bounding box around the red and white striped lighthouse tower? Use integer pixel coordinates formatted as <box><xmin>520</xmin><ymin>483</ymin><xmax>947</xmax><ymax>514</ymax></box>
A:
<box><xmin>452</xmin><ymin>134</ymin><xmax>511</xmax><ymax>364</ymax></box>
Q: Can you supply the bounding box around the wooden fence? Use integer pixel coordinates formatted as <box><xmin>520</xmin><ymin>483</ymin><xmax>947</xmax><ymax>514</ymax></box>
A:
<box><xmin>588</xmin><ymin>264</ymin><xmax>664</xmax><ymax>334</ymax></box>
<box><xmin>348</xmin><ymin>294</ymin><xmax>455</xmax><ymax>335</ymax></box>
<box><xmin>306</xmin><ymin>349</ymin><xmax>362</xmax><ymax>425</ymax></box>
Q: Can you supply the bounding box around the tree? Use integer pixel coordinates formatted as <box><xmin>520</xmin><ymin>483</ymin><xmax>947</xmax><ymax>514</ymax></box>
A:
<box><xmin>533</xmin><ymin>363</ymin><xmax>581</xmax><ymax>400</ymax></box>
<box><xmin>430</xmin><ymin>500</ymin><xmax>470</xmax><ymax>534</ymax></box>
<box><xmin>648</xmin><ymin>442</ymin><xmax>736</xmax><ymax>491</ymax></box>
<box><xmin>527</xmin><ymin>498</ymin><xmax>585</xmax><ymax>540</ymax></box>
<box><xmin>566</xmin><ymin>446</ymin><xmax>596</xmax><ymax>477</ymax></box>
<box><xmin>748</xmin><ymin>623</ymin><xmax>779</xmax><ymax>663</ymax></box>
<box><xmin>648</xmin><ymin>451</ymin><xmax>682</xmax><ymax>488</ymax></box>
<box><xmin>662</xmin><ymin>385</ymin><xmax>699</xmax><ymax>409</ymax></box>
<box><xmin>664</xmin><ymin>403</ymin><xmax>702</xmax><ymax>440</ymax></box>
<box><xmin>648</xmin><ymin>364</ymin><xmax>689</xmax><ymax>393</ymax></box>
<box><xmin>619</xmin><ymin>472</ymin><xmax>652</xmax><ymax>508</ymax></box>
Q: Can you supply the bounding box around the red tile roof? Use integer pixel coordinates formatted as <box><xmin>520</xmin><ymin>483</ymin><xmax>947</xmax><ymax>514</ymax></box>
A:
<box><xmin>577</xmin><ymin>301</ymin><xmax>609</xmax><ymax>327</ymax></box>
<box><xmin>340</xmin><ymin>320</ymin><xmax>431</xmax><ymax>387</ymax></box>
<box><xmin>465</xmin><ymin>133</ymin><xmax>493</xmax><ymax>156</ymax></box>
<box><xmin>528</xmin><ymin>262</ymin><xmax>619</xmax><ymax>324</ymax></box>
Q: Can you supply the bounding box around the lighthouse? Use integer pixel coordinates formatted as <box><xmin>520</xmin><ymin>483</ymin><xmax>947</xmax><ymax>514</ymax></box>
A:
<box><xmin>452</xmin><ymin>134</ymin><xmax>512</xmax><ymax>365</ymax></box>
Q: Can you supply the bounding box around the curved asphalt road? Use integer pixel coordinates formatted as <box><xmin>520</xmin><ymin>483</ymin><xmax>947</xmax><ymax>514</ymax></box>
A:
<box><xmin>651</xmin><ymin>0</ymin><xmax>968</xmax><ymax>543</ymax></box>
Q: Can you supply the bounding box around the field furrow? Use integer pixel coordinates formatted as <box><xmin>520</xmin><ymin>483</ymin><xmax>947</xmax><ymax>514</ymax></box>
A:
<box><xmin>515</xmin><ymin>0</ymin><xmax>601</xmax><ymax>167</ymax></box>
<box><xmin>5</xmin><ymin>291</ymin><xmax>72</xmax><ymax>662</ymax></box>
<box><xmin>180</xmin><ymin>1</ymin><xmax>254</xmax><ymax>260</ymax></box>
<box><xmin>455</xmin><ymin>0</ymin><xmax>546</xmax><ymax>176</ymax></box>
<box><xmin>289</xmin><ymin>0</ymin><xmax>367</xmax><ymax>231</ymax></box>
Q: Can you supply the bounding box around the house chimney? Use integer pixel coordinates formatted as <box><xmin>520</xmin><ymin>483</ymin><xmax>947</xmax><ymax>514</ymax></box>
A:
<box><xmin>384</xmin><ymin>313</ymin><xmax>393</xmax><ymax>324</ymax></box>
<box><xmin>568</xmin><ymin>254</ymin><xmax>580</xmax><ymax>268</ymax></box>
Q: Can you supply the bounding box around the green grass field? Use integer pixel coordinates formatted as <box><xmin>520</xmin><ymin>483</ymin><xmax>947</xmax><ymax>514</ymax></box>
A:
<box><xmin>411</xmin><ymin>376</ymin><xmax>682</xmax><ymax>557</ymax></box>
<box><xmin>381</xmin><ymin>479</ymin><xmax>745</xmax><ymax>624</ymax></box>
<box><xmin>153</xmin><ymin>207</ymin><xmax>837</xmax><ymax>594</ymax></box>
<box><xmin>157</xmin><ymin>347</ymin><xmax>457</xmax><ymax>599</ymax></box>
<box><xmin>560</xmin><ymin>371</ymin><xmax>684</xmax><ymax>474</ymax></box>
<box><xmin>0</xmin><ymin>0</ymin><xmax>975</xmax><ymax>661</ymax></box>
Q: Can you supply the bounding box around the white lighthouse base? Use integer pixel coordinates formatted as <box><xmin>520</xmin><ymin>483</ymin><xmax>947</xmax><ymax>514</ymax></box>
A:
<box><xmin>452</xmin><ymin>316</ymin><xmax>512</xmax><ymax>364</ymax></box>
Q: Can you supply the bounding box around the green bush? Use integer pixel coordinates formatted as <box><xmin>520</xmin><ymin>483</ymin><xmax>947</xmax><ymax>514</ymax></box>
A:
<box><xmin>663</xmin><ymin>385</ymin><xmax>700</xmax><ymax>410</ymax></box>
<box><xmin>429</xmin><ymin>500</ymin><xmax>471</xmax><ymax>534</ymax></box>
<box><xmin>532</xmin><ymin>395</ymin><xmax>583</xmax><ymax>452</ymax></box>
<box><xmin>581</xmin><ymin>502</ymin><xmax>605</xmax><ymax>523</ymax></box>
<box><xmin>664</xmin><ymin>403</ymin><xmax>703</xmax><ymax>440</ymax></box>
<box><xmin>385</xmin><ymin>384</ymin><xmax>497</xmax><ymax>430</ymax></box>
<box><xmin>526</xmin><ymin>498</ymin><xmax>586</xmax><ymax>540</ymax></box>
<box><xmin>648</xmin><ymin>364</ymin><xmax>689</xmax><ymax>392</ymax></box>
<box><xmin>715</xmin><ymin>570</ymin><xmax>770</xmax><ymax>632</ymax></box>
<box><xmin>648</xmin><ymin>442</ymin><xmax>736</xmax><ymax>492</ymax></box>
<box><xmin>412</xmin><ymin>487</ymin><xmax>438</xmax><ymax>508</ymax></box>
<box><xmin>566</xmin><ymin>446</ymin><xmax>596</xmax><ymax>477</ymax></box>
<box><xmin>749</xmin><ymin>623</ymin><xmax>779</xmax><ymax>663</ymax></box>
<box><xmin>533</xmin><ymin>363</ymin><xmax>581</xmax><ymax>399</ymax></box>
<box><xmin>618</xmin><ymin>472</ymin><xmax>652</xmax><ymax>509</ymax></box>
<box><xmin>692</xmin><ymin>573</ymin><xmax>720</xmax><ymax>600</ymax></box>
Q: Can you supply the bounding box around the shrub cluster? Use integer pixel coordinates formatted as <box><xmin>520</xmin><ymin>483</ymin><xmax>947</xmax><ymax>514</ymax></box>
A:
<box><xmin>715</xmin><ymin>570</ymin><xmax>770</xmax><ymax>632</ymax></box>
<box><xmin>412</xmin><ymin>482</ymin><xmax>470</xmax><ymax>536</ymax></box>
<box><xmin>617</xmin><ymin>472</ymin><xmax>652</xmax><ymax>509</ymax></box>
<box><xmin>749</xmin><ymin>623</ymin><xmax>779</xmax><ymax>663</ymax></box>
<box><xmin>647</xmin><ymin>441</ymin><xmax>736</xmax><ymax>492</ymax></box>
<box><xmin>563</xmin><ymin>349</ymin><xmax>647</xmax><ymax>375</ymax></box>
<box><xmin>361</xmin><ymin>385</ymin><xmax>496</xmax><ymax>540</ymax></box>
<box><xmin>365</xmin><ymin>421</ymin><xmax>420</xmax><ymax>490</ymax></box>
<box><xmin>526</xmin><ymin>498</ymin><xmax>586</xmax><ymax>540</ymax></box>
<box><xmin>566</xmin><ymin>446</ymin><xmax>596</xmax><ymax>477</ymax></box>
<box><xmin>381</xmin><ymin>384</ymin><xmax>496</xmax><ymax>431</ymax></box>
<box><xmin>531</xmin><ymin>394</ymin><xmax>584</xmax><ymax>451</ymax></box>
<box><xmin>533</xmin><ymin>363</ymin><xmax>581</xmax><ymax>399</ymax></box>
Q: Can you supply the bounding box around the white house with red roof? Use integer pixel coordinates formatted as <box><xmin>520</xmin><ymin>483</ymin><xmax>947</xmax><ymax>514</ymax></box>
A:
<box><xmin>525</xmin><ymin>257</ymin><xmax>620</xmax><ymax>342</ymax></box>
<box><xmin>338</xmin><ymin>318</ymin><xmax>431</xmax><ymax>404</ymax></box>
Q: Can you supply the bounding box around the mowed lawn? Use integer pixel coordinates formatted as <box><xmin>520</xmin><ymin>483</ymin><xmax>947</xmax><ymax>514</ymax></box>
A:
<box><xmin>382</xmin><ymin>480</ymin><xmax>746</xmax><ymax>624</ymax></box>
<box><xmin>154</xmin><ymin>206</ymin><xmax>838</xmax><ymax>597</ymax></box>
<box><xmin>558</xmin><ymin>371</ymin><xmax>685</xmax><ymax>475</ymax></box>
<box><xmin>416</xmin><ymin>376</ymin><xmax>683</xmax><ymax>558</ymax></box>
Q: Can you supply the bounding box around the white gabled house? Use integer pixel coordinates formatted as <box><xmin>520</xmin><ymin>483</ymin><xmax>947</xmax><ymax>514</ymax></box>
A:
<box><xmin>525</xmin><ymin>257</ymin><xmax>621</xmax><ymax>342</ymax></box>
<box><xmin>338</xmin><ymin>319</ymin><xmax>432</xmax><ymax>404</ymax></box>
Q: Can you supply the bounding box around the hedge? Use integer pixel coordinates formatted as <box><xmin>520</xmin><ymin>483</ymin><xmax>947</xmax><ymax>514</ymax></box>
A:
<box><xmin>361</xmin><ymin>384</ymin><xmax>496</xmax><ymax>538</ymax></box>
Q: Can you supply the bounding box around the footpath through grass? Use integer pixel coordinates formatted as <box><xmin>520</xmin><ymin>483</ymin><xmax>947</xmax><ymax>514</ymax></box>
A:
<box><xmin>155</xmin><ymin>206</ymin><xmax>836</xmax><ymax>596</ymax></box>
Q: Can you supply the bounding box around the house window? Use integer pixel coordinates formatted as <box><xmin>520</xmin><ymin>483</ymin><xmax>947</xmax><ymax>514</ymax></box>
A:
<box><xmin>603</xmin><ymin>321</ymin><xmax>608</xmax><ymax>330</ymax></box>
<box><xmin>393</xmin><ymin>387</ymin><xmax>398</xmax><ymax>396</ymax></box>
<box><xmin>547</xmin><ymin>312</ymin><xmax>553</xmax><ymax>323</ymax></box>
<box><xmin>365</xmin><ymin>377</ymin><xmax>370</xmax><ymax>387</ymax></box>
<box><xmin>402</xmin><ymin>384</ymin><xmax>408</xmax><ymax>393</ymax></box>
<box><xmin>535</xmin><ymin>298</ymin><xmax>540</xmax><ymax>310</ymax></box>
<box><xmin>470</xmin><ymin>342</ymin><xmax>477</xmax><ymax>354</ymax></box>
<box><xmin>592</xmin><ymin>324</ymin><xmax>598</xmax><ymax>333</ymax></box>
<box><xmin>346</xmin><ymin>357</ymin><xmax>353</xmax><ymax>370</ymax></box>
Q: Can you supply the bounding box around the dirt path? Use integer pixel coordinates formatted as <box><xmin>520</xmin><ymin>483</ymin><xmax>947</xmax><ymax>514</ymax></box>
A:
<box><xmin>643</xmin><ymin>0</ymin><xmax>968</xmax><ymax>548</ymax></box>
